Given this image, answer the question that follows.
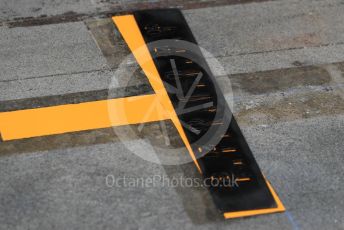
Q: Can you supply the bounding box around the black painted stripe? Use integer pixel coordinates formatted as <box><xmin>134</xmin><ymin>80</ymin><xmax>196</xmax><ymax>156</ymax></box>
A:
<box><xmin>133</xmin><ymin>9</ymin><xmax>278</xmax><ymax>213</ymax></box>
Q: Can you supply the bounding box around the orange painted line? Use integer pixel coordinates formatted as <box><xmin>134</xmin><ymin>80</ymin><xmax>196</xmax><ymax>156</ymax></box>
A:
<box><xmin>233</xmin><ymin>160</ymin><xmax>243</xmax><ymax>165</ymax></box>
<box><xmin>236</xmin><ymin>177</ymin><xmax>251</xmax><ymax>182</ymax></box>
<box><xmin>112</xmin><ymin>15</ymin><xmax>202</xmax><ymax>173</ymax></box>
<box><xmin>0</xmin><ymin>94</ymin><xmax>168</xmax><ymax>141</ymax></box>
<box><xmin>223</xmin><ymin>179</ymin><xmax>285</xmax><ymax>219</ymax></box>
<box><xmin>222</xmin><ymin>148</ymin><xmax>237</xmax><ymax>153</ymax></box>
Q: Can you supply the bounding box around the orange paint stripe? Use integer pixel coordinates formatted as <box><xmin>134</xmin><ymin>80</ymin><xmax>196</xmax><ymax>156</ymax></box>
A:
<box><xmin>222</xmin><ymin>148</ymin><xmax>237</xmax><ymax>153</ymax></box>
<box><xmin>236</xmin><ymin>178</ymin><xmax>251</xmax><ymax>182</ymax></box>
<box><xmin>223</xmin><ymin>179</ymin><xmax>285</xmax><ymax>219</ymax></box>
<box><xmin>112</xmin><ymin>15</ymin><xmax>202</xmax><ymax>173</ymax></box>
<box><xmin>0</xmin><ymin>94</ymin><xmax>168</xmax><ymax>141</ymax></box>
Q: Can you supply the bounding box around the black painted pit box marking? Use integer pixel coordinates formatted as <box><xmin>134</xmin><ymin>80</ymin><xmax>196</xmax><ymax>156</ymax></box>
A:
<box><xmin>132</xmin><ymin>9</ymin><xmax>283</xmax><ymax>217</ymax></box>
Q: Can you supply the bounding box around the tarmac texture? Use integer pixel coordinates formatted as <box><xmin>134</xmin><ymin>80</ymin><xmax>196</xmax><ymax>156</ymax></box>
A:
<box><xmin>0</xmin><ymin>0</ymin><xmax>343</xmax><ymax>229</ymax></box>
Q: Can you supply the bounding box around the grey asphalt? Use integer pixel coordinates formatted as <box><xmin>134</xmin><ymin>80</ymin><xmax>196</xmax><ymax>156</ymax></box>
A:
<box><xmin>0</xmin><ymin>0</ymin><xmax>343</xmax><ymax>229</ymax></box>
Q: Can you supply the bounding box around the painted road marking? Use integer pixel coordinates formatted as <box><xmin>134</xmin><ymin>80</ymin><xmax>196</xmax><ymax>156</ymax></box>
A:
<box><xmin>0</xmin><ymin>94</ymin><xmax>168</xmax><ymax>141</ymax></box>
